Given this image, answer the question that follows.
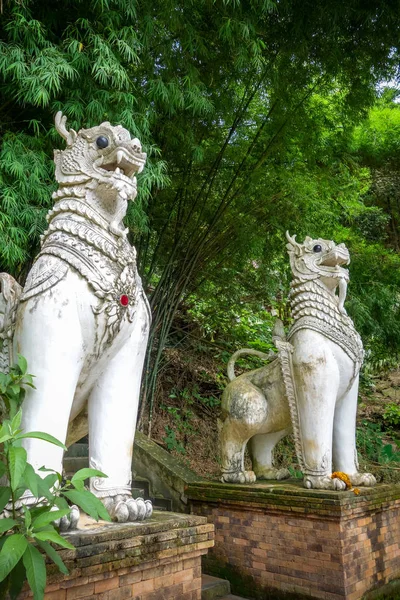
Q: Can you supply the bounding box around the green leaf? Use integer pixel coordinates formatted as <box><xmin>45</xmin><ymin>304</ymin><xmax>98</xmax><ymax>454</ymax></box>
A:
<box><xmin>36</xmin><ymin>539</ymin><xmax>69</xmax><ymax>575</ymax></box>
<box><xmin>0</xmin><ymin>373</ymin><xmax>9</xmax><ymax>393</ymax></box>
<box><xmin>17</xmin><ymin>355</ymin><xmax>28</xmax><ymax>376</ymax></box>
<box><xmin>22</xmin><ymin>544</ymin><xmax>46</xmax><ymax>600</ymax></box>
<box><xmin>8</xmin><ymin>557</ymin><xmax>26</xmax><ymax>600</ymax></box>
<box><xmin>32</xmin><ymin>508</ymin><xmax>70</xmax><ymax>530</ymax></box>
<box><xmin>63</xmin><ymin>490</ymin><xmax>111</xmax><ymax>522</ymax></box>
<box><xmin>24</xmin><ymin>463</ymin><xmax>39</xmax><ymax>498</ymax></box>
<box><xmin>0</xmin><ymin>461</ymin><xmax>7</xmax><ymax>479</ymax></box>
<box><xmin>33</xmin><ymin>527</ymin><xmax>75</xmax><ymax>550</ymax></box>
<box><xmin>8</xmin><ymin>446</ymin><xmax>27</xmax><ymax>491</ymax></box>
<box><xmin>36</xmin><ymin>478</ymin><xmax>55</xmax><ymax>502</ymax></box>
<box><xmin>10</xmin><ymin>409</ymin><xmax>22</xmax><ymax>434</ymax></box>
<box><xmin>14</xmin><ymin>432</ymin><xmax>67</xmax><ymax>450</ymax></box>
<box><xmin>0</xmin><ymin>534</ymin><xmax>28</xmax><ymax>582</ymax></box>
<box><xmin>0</xmin><ymin>487</ymin><xmax>11</xmax><ymax>513</ymax></box>
<box><xmin>71</xmin><ymin>468</ymin><xmax>107</xmax><ymax>489</ymax></box>
<box><xmin>0</xmin><ymin>519</ymin><xmax>17</xmax><ymax>534</ymax></box>
<box><xmin>22</xmin><ymin>507</ymin><xmax>31</xmax><ymax>529</ymax></box>
<box><xmin>53</xmin><ymin>496</ymin><xmax>69</xmax><ymax>510</ymax></box>
<box><xmin>0</xmin><ymin>426</ymin><xmax>13</xmax><ymax>444</ymax></box>
<box><xmin>43</xmin><ymin>473</ymin><xmax>58</xmax><ymax>490</ymax></box>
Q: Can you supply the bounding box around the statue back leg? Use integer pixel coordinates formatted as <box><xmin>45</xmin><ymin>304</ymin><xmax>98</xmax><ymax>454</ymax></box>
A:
<box><xmin>220</xmin><ymin>425</ymin><xmax>256</xmax><ymax>484</ymax></box>
<box><xmin>248</xmin><ymin>429</ymin><xmax>291</xmax><ymax>480</ymax></box>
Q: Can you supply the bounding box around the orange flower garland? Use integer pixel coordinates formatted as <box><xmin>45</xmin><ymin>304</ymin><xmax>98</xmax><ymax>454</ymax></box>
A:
<box><xmin>331</xmin><ymin>472</ymin><xmax>361</xmax><ymax>495</ymax></box>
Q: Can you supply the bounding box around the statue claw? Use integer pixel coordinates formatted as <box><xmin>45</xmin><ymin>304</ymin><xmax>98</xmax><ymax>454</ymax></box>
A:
<box><xmin>349</xmin><ymin>472</ymin><xmax>377</xmax><ymax>487</ymax></box>
<box><xmin>221</xmin><ymin>470</ymin><xmax>256</xmax><ymax>484</ymax></box>
<box><xmin>58</xmin><ymin>505</ymin><xmax>80</xmax><ymax>531</ymax></box>
<box><xmin>101</xmin><ymin>494</ymin><xmax>152</xmax><ymax>522</ymax></box>
<box><xmin>304</xmin><ymin>475</ymin><xmax>347</xmax><ymax>490</ymax></box>
<box><xmin>255</xmin><ymin>467</ymin><xmax>290</xmax><ymax>481</ymax></box>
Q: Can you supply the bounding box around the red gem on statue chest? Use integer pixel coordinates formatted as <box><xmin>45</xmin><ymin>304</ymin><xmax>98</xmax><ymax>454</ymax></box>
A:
<box><xmin>120</xmin><ymin>294</ymin><xmax>129</xmax><ymax>307</ymax></box>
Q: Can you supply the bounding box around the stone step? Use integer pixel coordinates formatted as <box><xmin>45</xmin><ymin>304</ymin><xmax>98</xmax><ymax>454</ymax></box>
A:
<box><xmin>201</xmin><ymin>574</ymin><xmax>231</xmax><ymax>600</ymax></box>
<box><xmin>63</xmin><ymin>451</ymin><xmax>172</xmax><ymax>511</ymax></box>
<box><xmin>64</xmin><ymin>442</ymin><xmax>89</xmax><ymax>457</ymax></box>
<box><xmin>64</xmin><ymin>456</ymin><xmax>89</xmax><ymax>474</ymax></box>
<box><xmin>219</xmin><ymin>596</ymin><xmax>249</xmax><ymax>600</ymax></box>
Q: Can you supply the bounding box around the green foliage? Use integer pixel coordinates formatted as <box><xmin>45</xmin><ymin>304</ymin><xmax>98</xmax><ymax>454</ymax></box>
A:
<box><xmin>383</xmin><ymin>404</ymin><xmax>400</xmax><ymax>428</ymax></box>
<box><xmin>357</xmin><ymin>421</ymin><xmax>400</xmax><ymax>470</ymax></box>
<box><xmin>1</xmin><ymin>0</ymin><xmax>400</xmax><ymax>425</ymax></box>
<box><xmin>163</xmin><ymin>427</ymin><xmax>185</xmax><ymax>455</ymax></box>
<box><xmin>0</xmin><ymin>358</ymin><xmax>111</xmax><ymax>600</ymax></box>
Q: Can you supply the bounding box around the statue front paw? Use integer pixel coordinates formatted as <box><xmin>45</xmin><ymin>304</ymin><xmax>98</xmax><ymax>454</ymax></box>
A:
<box><xmin>349</xmin><ymin>472</ymin><xmax>377</xmax><ymax>487</ymax></box>
<box><xmin>58</xmin><ymin>505</ymin><xmax>80</xmax><ymax>531</ymax></box>
<box><xmin>255</xmin><ymin>467</ymin><xmax>290</xmax><ymax>481</ymax></box>
<box><xmin>303</xmin><ymin>475</ymin><xmax>347</xmax><ymax>491</ymax></box>
<box><xmin>221</xmin><ymin>470</ymin><xmax>256</xmax><ymax>484</ymax></box>
<box><xmin>102</xmin><ymin>495</ymin><xmax>152</xmax><ymax>522</ymax></box>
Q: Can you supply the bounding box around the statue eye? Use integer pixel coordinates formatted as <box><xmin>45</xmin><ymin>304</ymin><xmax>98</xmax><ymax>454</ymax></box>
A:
<box><xmin>96</xmin><ymin>136</ymin><xmax>109</xmax><ymax>149</ymax></box>
<box><xmin>313</xmin><ymin>244</ymin><xmax>322</xmax><ymax>253</ymax></box>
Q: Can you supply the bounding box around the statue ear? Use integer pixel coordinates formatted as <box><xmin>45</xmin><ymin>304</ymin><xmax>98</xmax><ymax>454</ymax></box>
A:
<box><xmin>304</xmin><ymin>236</ymin><xmax>313</xmax><ymax>244</ymax></box>
<box><xmin>55</xmin><ymin>111</ymin><xmax>78</xmax><ymax>146</ymax></box>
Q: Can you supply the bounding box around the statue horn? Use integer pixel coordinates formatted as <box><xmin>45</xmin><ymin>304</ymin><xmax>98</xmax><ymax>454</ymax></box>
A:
<box><xmin>54</xmin><ymin>111</ymin><xmax>77</xmax><ymax>146</ymax></box>
<box><xmin>286</xmin><ymin>231</ymin><xmax>300</xmax><ymax>247</ymax></box>
<box><xmin>286</xmin><ymin>231</ymin><xmax>302</xmax><ymax>255</ymax></box>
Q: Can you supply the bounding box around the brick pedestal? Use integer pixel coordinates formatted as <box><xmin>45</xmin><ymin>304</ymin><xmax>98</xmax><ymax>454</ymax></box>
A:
<box><xmin>19</xmin><ymin>512</ymin><xmax>214</xmax><ymax>600</ymax></box>
<box><xmin>187</xmin><ymin>480</ymin><xmax>400</xmax><ymax>600</ymax></box>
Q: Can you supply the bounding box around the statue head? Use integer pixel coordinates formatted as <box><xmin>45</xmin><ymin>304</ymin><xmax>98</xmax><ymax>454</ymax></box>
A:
<box><xmin>286</xmin><ymin>232</ymin><xmax>350</xmax><ymax>282</ymax></box>
<box><xmin>53</xmin><ymin>111</ymin><xmax>146</xmax><ymax>203</ymax></box>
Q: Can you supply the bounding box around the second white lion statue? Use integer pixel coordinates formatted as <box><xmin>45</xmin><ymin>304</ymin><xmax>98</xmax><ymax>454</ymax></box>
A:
<box><xmin>219</xmin><ymin>233</ymin><xmax>376</xmax><ymax>490</ymax></box>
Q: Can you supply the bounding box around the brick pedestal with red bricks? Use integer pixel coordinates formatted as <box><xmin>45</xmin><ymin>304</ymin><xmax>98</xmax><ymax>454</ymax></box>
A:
<box><xmin>187</xmin><ymin>480</ymin><xmax>400</xmax><ymax>600</ymax></box>
<box><xmin>19</xmin><ymin>512</ymin><xmax>214</xmax><ymax>600</ymax></box>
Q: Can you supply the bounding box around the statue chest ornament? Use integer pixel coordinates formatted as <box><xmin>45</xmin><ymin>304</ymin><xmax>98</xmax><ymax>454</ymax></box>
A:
<box><xmin>288</xmin><ymin>278</ymin><xmax>364</xmax><ymax>378</ymax></box>
<box><xmin>21</xmin><ymin>196</ymin><xmax>141</xmax><ymax>351</ymax></box>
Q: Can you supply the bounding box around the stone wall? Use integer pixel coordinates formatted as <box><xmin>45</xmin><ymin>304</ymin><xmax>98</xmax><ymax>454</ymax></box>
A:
<box><xmin>187</xmin><ymin>480</ymin><xmax>400</xmax><ymax>600</ymax></box>
<box><xmin>19</xmin><ymin>512</ymin><xmax>214</xmax><ymax>600</ymax></box>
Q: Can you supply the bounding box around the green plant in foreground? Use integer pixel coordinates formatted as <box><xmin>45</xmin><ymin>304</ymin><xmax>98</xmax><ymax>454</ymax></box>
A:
<box><xmin>0</xmin><ymin>357</ymin><xmax>111</xmax><ymax>600</ymax></box>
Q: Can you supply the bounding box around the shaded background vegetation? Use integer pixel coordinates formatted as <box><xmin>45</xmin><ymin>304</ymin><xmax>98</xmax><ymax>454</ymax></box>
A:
<box><xmin>1</xmin><ymin>0</ymin><xmax>400</xmax><ymax>472</ymax></box>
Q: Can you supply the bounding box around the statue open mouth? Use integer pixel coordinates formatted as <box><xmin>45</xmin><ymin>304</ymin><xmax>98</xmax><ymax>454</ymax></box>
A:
<box><xmin>320</xmin><ymin>245</ymin><xmax>350</xmax><ymax>268</ymax></box>
<box><xmin>96</xmin><ymin>145</ymin><xmax>146</xmax><ymax>183</ymax></box>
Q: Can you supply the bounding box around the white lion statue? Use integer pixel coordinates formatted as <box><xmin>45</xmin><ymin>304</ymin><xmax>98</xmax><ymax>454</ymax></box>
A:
<box><xmin>219</xmin><ymin>232</ymin><xmax>377</xmax><ymax>491</ymax></box>
<box><xmin>0</xmin><ymin>112</ymin><xmax>152</xmax><ymax>522</ymax></box>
